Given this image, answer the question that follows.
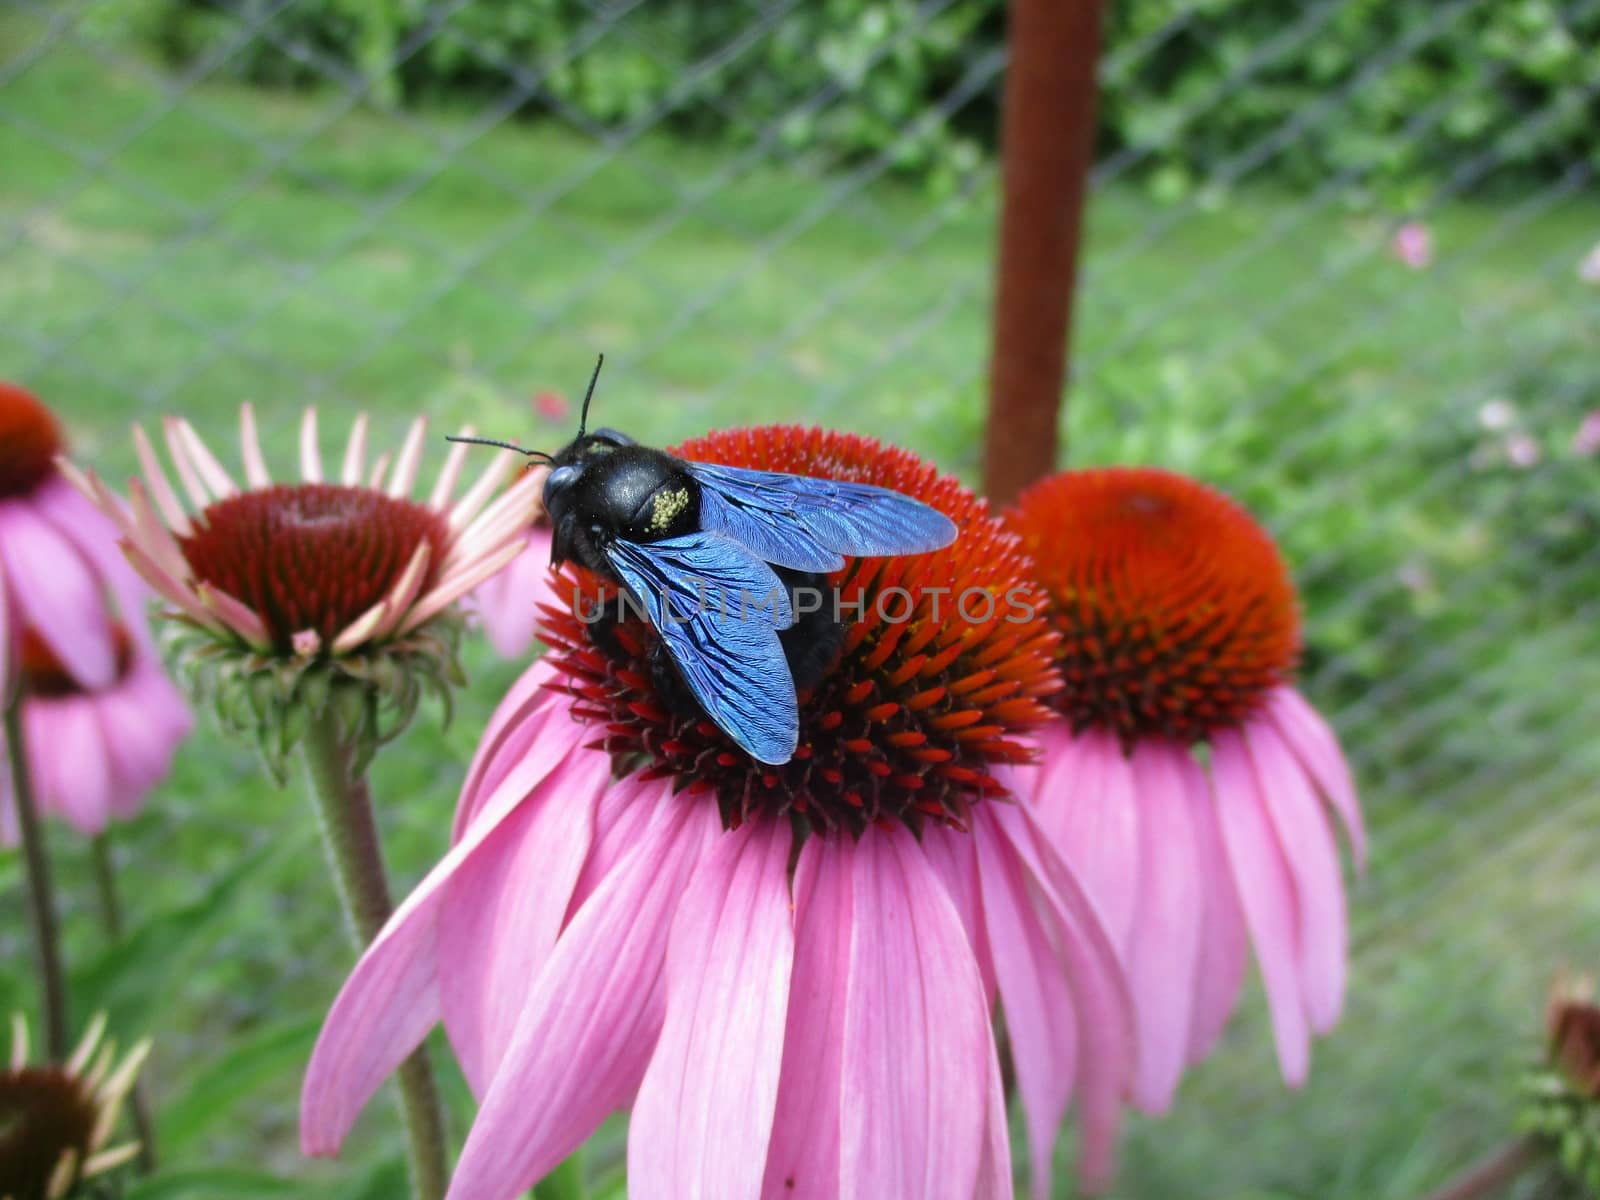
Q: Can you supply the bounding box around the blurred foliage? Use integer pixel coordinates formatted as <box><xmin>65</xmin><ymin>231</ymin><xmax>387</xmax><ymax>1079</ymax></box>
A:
<box><xmin>90</xmin><ymin>0</ymin><xmax>1600</xmax><ymax>198</ymax></box>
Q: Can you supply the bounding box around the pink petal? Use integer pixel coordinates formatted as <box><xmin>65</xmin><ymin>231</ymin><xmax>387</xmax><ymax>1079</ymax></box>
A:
<box><xmin>1179</xmin><ymin>751</ymin><xmax>1248</xmax><ymax>1064</ymax></box>
<box><xmin>761</xmin><ymin>837</ymin><xmax>851</xmax><ymax>1200</ymax></box>
<box><xmin>1125</xmin><ymin>741</ymin><xmax>1203</xmax><ymax>1113</ymax></box>
<box><xmin>300</xmin><ymin>745</ymin><xmax>585</xmax><ymax>1154</ymax></box>
<box><xmin>300</xmin><ymin>408</ymin><xmax>323</xmax><ymax>482</ymax></box>
<box><xmin>437</xmin><ymin>750</ymin><xmax>606</xmax><ymax>1096</ymax></box>
<box><xmin>452</xmin><ymin>658</ymin><xmax>566</xmax><ymax>840</ymax></box>
<box><xmin>444</xmin><ymin>796</ymin><xmax>718</xmax><ymax>1200</ymax></box>
<box><xmin>973</xmin><ymin>813</ymin><xmax>1075</xmax><ymax>1200</ymax></box>
<box><xmin>1210</xmin><ymin>730</ymin><xmax>1310</xmax><ymax>1086</ymax></box>
<box><xmin>974</xmin><ymin>1023</ymin><xmax>1014</xmax><ymax>1200</ymax></box>
<box><xmin>985</xmin><ymin>803</ymin><xmax>1135</xmax><ymax>1190</ymax></box>
<box><xmin>920</xmin><ymin>824</ymin><xmax>995</xmax><ymax>1003</ymax></box>
<box><xmin>34</xmin><ymin>478</ymin><xmax>150</xmax><ymax>643</ymax></box>
<box><xmin>30</xmin><ymin>701</ymin><xmax>111</xmax><ymax>835</ymax></box>
<box><xmin>341</xmin><ymin>414</ymin><xmax>369</xmax><ymax>486</ymax></box>
<box><xmin>1245</xmin><ymin>720</ymin><xmax>1348</xmax><ymax>1035</ymax></box>
<box><xmin>1042</xmin><ymin>727</ymin><xmax>1140</xmax><ymax>948</ymax></box>
<box><xmin>630</xmin><ymin>819</ymin><xmax>794</xmax><ymax>1197</ymax></box>
<box><xmin>0</xmin><ymin>503</ymin><xmax>115</xmax><ymax>689</ymax></box>
<box><xmin>839</xmin><ymin>830</ymin><xmax>993</xmax><ymax>1200</ymax></box>
<box><xmin>1267</xmin><ymin>687</ymin><xmax>1367</xmax><ymax>870</ymax></box>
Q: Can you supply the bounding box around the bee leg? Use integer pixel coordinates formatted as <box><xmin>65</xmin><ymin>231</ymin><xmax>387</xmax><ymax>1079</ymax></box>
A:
<box><xmin>777</xmin><ymin>569</ymin><xmax>845</xmax><ymax>694</ymax></box>
<box><xmin>647</xmin><ymin>639</ymin><xmax>708</xmax><ymax>723</ymax></box>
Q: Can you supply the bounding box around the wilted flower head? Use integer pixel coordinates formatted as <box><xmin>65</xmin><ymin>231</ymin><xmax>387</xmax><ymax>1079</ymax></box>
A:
<box><xmin>0</xmin><ymin>383</ymin><xmax>147</xmax><ymax>698</ymax></box>
<box><xmin>1390</xmin><ymin>220</ymin><xmax>1433</xmax><ymax>269</ymax></box>
<box><xmin>1005</xmin><ymin>467</ymin><xmax>1365</xmax><ymax>1113</ymax></box>
<box><xmin>68</xmin><ymin>406</ymin><xmax>540</xmax><ymax>774</ymax></box>
<box><xmin>0</xmin><ymin>1013</ymin><xmax>149</xmax><ymax>1200</ymax></box>
<box><xmin>303</xmin><ymin>427</ymin><xmax>1136</xmax><ymax>1199</ymax></box>
<box><xmin>1518</xmin><ymin>972</ymin><xmax>1600</xmax><ymax>1192</ymax></box>
<box><xmin>0</xmin><ymin>625</ymin><xmax>190</xmax><ymax>843</ymax></box>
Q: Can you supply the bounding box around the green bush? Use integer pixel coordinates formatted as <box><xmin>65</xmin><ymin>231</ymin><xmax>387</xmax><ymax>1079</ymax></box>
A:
<box><xmin>129</xmin><ymin>0</ymin><xmax>1600</xmax><ymax>195</ymax></box>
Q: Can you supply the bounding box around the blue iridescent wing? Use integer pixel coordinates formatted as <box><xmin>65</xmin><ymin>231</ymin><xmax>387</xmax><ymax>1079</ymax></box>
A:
<box><xmin>604</xmin><ymin>531</ymin><xmax>798</xmax><ymax>764</ymax></box>
<box><xmin>688</xmin><ymin>461</ymin><xmax>958</xmax><ymax>573</ymax></box>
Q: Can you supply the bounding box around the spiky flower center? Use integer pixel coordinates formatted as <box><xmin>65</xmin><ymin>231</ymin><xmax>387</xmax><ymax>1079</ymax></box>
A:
<box><xmin>541</xmin><ymin>426</ymin><xmax>1059</xmax><ymax>835</ymax></box>
<box><xmin>0</xmin><ymin>1066</ymin><xmax>98</xmax><ymax>1200</ymax></box>
<box><xmin>21</xmin><ymin>627</ymin><xmax>135</xmax><ymax>699</ymax></box>
<box><xmin>1008</xmin><ymin>467</ymin><xmax>1300</xmax><ymax>746</ymax></box>
<box><xmin>178</xmin><ymin>484</ymin><xmax>447</xmax><ymax>653</ymax></box>
<box><xmin>0</xmin><ymin>383</ymin><xmax>64</xmax><ymax>500</ymax></box>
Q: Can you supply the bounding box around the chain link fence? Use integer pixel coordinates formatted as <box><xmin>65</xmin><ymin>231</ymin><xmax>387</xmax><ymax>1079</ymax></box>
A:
<box><xmin>2</xmin><ymin>1</ymin><xmax>1598</xmax><ymax>1196</ymax></box>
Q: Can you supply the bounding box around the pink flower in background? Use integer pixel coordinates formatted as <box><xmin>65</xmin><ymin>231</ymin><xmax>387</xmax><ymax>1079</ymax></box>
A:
<box><xmin>0</xmin><ymin>626</ymin><xmax>190</xmax><ymax>843</ymax></box>
<box><xmin>534</xmin><ymin>391</ymin><xmax>569</xmax><ymax>422</ymax></box>
<box><xmin>302</xmin><ymin>427</ymin><xmax>1136</xmax><ymax>1200</ymax></box>
<box><xmin>1505</xmin><ymin>432</ymin><xmax>1541</xmax><ymax>469</ymax></box>
<box><xmin>1572</xmin><ymin>412</ymin><xmax>1600</xmax><ymax>458</ymax></box>
<box><xmin>468</xmin><ymin>514</ymin><xmax>558</xmax><ymax>660</ymax></box>
<box><xmin>1005</xmin><ymin>468</ymin><xmax>1365</xmax><ymax>1114</ymax></box>
<box><xmin>0</xmin><ymin>382</ymin><xmax>148</xmax><ymax>697</ymax></box>
<box><xmin>1390</xmin><ymin>220</ymin><xmax>1433</xmax><ymax>269</ymax></box>
<box><xmin>1579</xmin><ymin>242</ymin><xmax>1600</xmax><ymax>284</ymax></box>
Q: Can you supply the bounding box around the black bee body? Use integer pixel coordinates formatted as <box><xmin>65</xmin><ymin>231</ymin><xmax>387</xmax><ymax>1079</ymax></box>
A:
<box><xmin>446</xmin><ymin>355</ymin><xmax>956</xmax><ymax>764</ymax></box>
<box><xmin>547</xmin><ymin>430</ymin><xmax>844</xmax><ymax>703</ymax></box>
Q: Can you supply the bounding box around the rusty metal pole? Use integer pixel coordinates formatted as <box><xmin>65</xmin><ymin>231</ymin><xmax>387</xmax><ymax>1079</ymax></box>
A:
<box><xmin>982</xmin><ymin>0</ymin><xmax>1106</xmax><ymax>505</ymax></box>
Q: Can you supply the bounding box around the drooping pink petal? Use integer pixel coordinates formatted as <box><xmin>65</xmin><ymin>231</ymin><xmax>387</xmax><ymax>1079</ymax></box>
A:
<box><xmin>1210</xmin><ymin>729</ymin><xmax>1310</xmax><ymax>1086</ymax></box>
<box><xmin>443</xmin><ymin>796</ymin><xmax>718</xmax><ymax>1200</ymax></box>
<box><xmin>838</xmin><ymin>830</ymin><xmax>994</xmax><ymax>1200</ymax></box>
<box><xmin>1042</xmin><ymin>727</ymin><xmax>1140</xmax><ymax>948</ymax></box>
<box><xmin>1178</xmin><ymin>750</ymin><xmax>1248</xmax><ymax>1065</ymax></box>
<box><xmin>972</xmin><ymin>814</ymin><xmax>1075</xmax><ymax>1200</ymax></box>
<box><xmin>1125</xmin><ymin>740</ymin><xmax>1203</xmax><ymax>1113</ymax></box>
<box><xmin>453</xmin><ymin>658</ymin><xmax>566</xmax><ymax>840</ymax></box>
<box><xmin>920</xmin><ymin>824</ymin><xmax>995</xmax><ymax>1003</ymax></box>
<box><xmin>0</xmin><ymin>503</ymin><xmax>115</xmax><ymax>689</ymax></box>
<box><xmin>1022</xmin><ymin>721</ymin><xmax>1089</xmax><ymax>848</ymax></box>
<box><xmin>761</xmin><ymin>836</ymin><xmax>851</xmax><ymax>1200</ymax></box>
<box><xmin>35</xmin><ymin>477</ymin><xmax>151</xmax><ymax>644</ymax></box>
<box><xmin>300</xmin><ymin>745</ymin><xmax>584</xmax><ymax>1154</ymax></box>
<box><xmin>472</xmin><ymin>527</ymin><xmax>558</xmax><ymax>661</ymax></box>
<box><xmin>30</xmin><ymin>701</ymin><xmax>111</xmax><ymax>834</ymax></box>
<box><xmin>1266</xmin><ymin>687</ymin><xmax>1367</xmax><ymax>870</ymax></box>
<box><xmin>984</xmin><ymin>802</ymin><xmax>1135</xmax><ymax>1191</ymax></box>
<box><xmin>630</xmin><ymin>819</ymin><xmax>795</xmax><ymax>1198</ymax></box>
<box><xmin>437</xmin><ymin>750</ymin><xmax>606</xmax><ymax>1096</ymax></box>
<box><xmin>974</xmin><ymin>1021</ymin><xmax>1014</xmax><ymax>1200</ymax></box>
<box><xmin>1245</xmin><ymin>720</ymin><xmax>1348</xmax><ymax>1035</ymax></box>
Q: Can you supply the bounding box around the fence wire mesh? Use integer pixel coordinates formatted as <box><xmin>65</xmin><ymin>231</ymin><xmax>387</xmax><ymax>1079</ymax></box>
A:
<box><xmin>2</xmin><ymin>1</ymin><xmax>1598</xmax><ymax>1196</ymax></box>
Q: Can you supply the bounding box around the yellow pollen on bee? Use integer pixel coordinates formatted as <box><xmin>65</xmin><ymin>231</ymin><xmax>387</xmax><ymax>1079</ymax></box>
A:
<box><xmin>649</xmin><ymin>487</ymin><xmax>691</xmax><ymax>532</ymax></box>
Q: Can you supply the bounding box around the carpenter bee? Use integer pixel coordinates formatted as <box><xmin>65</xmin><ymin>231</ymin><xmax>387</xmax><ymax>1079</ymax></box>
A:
<box><xmin>448</xmin><ymin>355</ymin><xmax>957</xmax><ymax>764</ymax></box>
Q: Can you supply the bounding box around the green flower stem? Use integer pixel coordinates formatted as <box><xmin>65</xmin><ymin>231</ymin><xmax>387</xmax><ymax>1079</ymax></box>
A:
<box><xmin>301</xmin><ymin>719</ymin><xmax>449</xmax><ymax>1200</ymax></box>
<box><xmin>1420</xmin><ymin>1138</ymin><xmax>1538</xmax><ymax>1200</ymax></box>
<box><xmin>90</xmin><ymin>832</ymin><xmax>158</xmax><ymax>1174</ymax></box>
<box><xmin>5</xmin><ymin>698</ymin><xmax>67</xmax><ymax>1059</ymax></box>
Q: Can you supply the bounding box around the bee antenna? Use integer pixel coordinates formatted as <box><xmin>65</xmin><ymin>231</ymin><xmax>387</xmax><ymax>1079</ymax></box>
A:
<box><xmin>577</xmin><ymin>352</ymin><xmax>604</xmax><ymax>439</ymax></box>
<box><xmin>444</xmin><ymin>434</ymin><xmax>554</xmax><ymax>465</ymax></box>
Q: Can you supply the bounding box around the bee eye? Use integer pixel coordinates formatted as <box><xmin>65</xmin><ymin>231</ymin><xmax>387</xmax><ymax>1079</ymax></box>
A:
<box><xmin>545</xmin><ymin>465</ymin><xmax>581</xmax><ymax>496</ymax></box>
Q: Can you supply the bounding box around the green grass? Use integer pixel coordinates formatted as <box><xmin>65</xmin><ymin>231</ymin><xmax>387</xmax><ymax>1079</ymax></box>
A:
<box><xmin>3</xmin><ymin>11</ymin><xmax>1600</xmax><ymax>1199</ymax></box>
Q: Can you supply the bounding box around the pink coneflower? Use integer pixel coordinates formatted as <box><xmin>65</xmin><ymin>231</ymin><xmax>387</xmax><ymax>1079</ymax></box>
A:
<box><xmin>1004</xmin><ymin>468</ymin><xmax>1365</xmax><ymax>1113</ymax></box>
<box><xmin>468</xmin><ymin>517</ymin><xmax>556</xmax><ymax>660</ymax></box>
<box><xmin>1390</xmin><ymin>220</ymin><xmax>1433</xmax><ymax>269</ymax></box>
<box><xmin>67</xmin><ymin>406</ymin><xmax>542</xmax><ymax>768</ymax></box>
<box><xmin>303</xmin><ymin>427</ymin><xmax>1136</xmax><ymax>1199</ymax></box>
<box><xmin>1579</xmin><ymin>242</ymin><xmax>1600</xmax><ymax>284</ymax></box>
<box><xmin>0</xmin><ymin>382</ymin><xmax>147</xmax><ymax>696</ymax></box>
<box><xmin>1573</xmin><ymin>412</ymin><xmax>1600</xmax><ymax>459</ymax></box>
<box><xmin>0</xmin><ymin>626</ymin><xmax>190</xmax><ymax>844</ymax></box>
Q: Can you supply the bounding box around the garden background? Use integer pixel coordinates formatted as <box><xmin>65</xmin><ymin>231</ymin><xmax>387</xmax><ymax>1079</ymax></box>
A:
<box><xmin>2</xmin><ymin>0</ymin><xmax>1599</xmax><ymax>1196</ymax></box>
